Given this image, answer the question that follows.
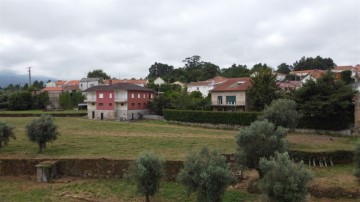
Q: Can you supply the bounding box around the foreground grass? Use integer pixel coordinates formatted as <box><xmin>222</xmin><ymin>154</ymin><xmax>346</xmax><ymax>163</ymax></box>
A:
<box><xmin>0</xmin><ymin>117</ymin><xmax>358</xmax><ymax>160</ymax></box>
<box><xmin>0</xmin><ymin>176</ymin><xmax>256</xmax><ymax>202</ymax></box>
<box><xmin>0</xmin><ymin>110</ymin><xmax>86</xmax><ymax>114</ymax></box>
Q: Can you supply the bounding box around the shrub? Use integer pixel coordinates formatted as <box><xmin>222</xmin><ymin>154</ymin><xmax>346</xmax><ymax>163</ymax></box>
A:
<box><xmin>0</xmin><ymin>122</ymin><xmax>15</xmax><ymax>148</ymax></box>
<box><xmin>127</xmin><ymin>152</ymin><xmax>164</xmax><ymax>202</ymax></box>
<box><xmin>259</xmin><ymin>152</ymin><xmax>313</xmax><ymax>202</ymax></box>
<box><xmin>163</xmin><ymin>109</ymin><xmax>260</xmax><ymax>126</ymax></box>
<box><xmin>178</xmin><ymin>146</ymin><xmax>236</xmax><ymax>202</ymax></box>
<box><xmin>354</xmin><ymin>142</ymin><xmax>360</xmax><ymax>181</ymax></box>
<box><xmin>235</xmin><ymin>120</ymin><xmax>287</xmax><ymax>175</ymax></box>
<box><xmin>259</xmin><ymin>99</ymin><xmax>300</xmax><ymax>131</ymax></box>
<box><xmin>26</xmin><ymin>114</ymin><xmax>59</xmax><ymax>153</ymax></box>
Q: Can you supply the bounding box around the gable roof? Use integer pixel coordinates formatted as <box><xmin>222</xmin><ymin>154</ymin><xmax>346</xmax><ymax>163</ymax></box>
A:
<box><xmin>83</xmin><ymin>83</ymin><xmax>155</xmax><ymax>92</ymax></box>
<box><xmin>188</xmin><ymin>80</ymin><xmax>212</xmax><ymax>87</ymax></box>
<box><xmin>103</xmin><ymin>79</ymin><xmax>148</xmax><ymax>86</ymax></box>
<box><xmin>211</xmin><ymin>77</ymin><xmax>251</xmax><ymax>92</ymax></box>
<box><xmin>334</xmin><ymin>65</ymin><xmax>353</xmax><ymax>71</ymax></box>
<box><xmin>55</xmin><ymin>80</ymin><xmax>66</xmax><ymax>85</ymax></box>
<box><xmin>63</xmin><ymin>85</ymin><xmax>80</xmax><ymax>91</ymax></box>
<box><xmin>65</xmin><ymin>80</ymin><xmax>80</xmax><ymax>86</ymax></box>
<box><xmin>188</xmin><ymin>76</ymin><xmax>229</xmax><ymax>87</ymax></box>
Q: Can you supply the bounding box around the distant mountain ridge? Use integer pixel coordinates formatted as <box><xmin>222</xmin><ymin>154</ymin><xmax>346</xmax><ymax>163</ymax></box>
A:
<box><xmin>0</xmin><ymin>70</ymin><xmax>55</xmax><ymax>87</ymax></box>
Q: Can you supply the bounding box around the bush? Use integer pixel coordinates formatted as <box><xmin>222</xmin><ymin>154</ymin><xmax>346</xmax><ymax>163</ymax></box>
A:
<box><xmin>26</xmin><ymin>114</ymin><xmax>59</xmax><ymax>153</ymax></box>
<box><xmin>235</xmin><ymin>120</ymin><xmax>287</xmax><ymax>175</ymax></box>
<box><xmin>259</xmin><ymin>99</ymin><xmax>300</xmax><ymax>131</ymax></box>
<box><xmin>259</xmin><ymin>152</ymin><xmax>313</xmax><ymax>202</ymax></box>
<box><xmin>163</xmin><ymin>109</ymin><xmax>261</xmax><ymax>126</ymax></box>
<box><xmin>354</xmin><ymin>142</ymin><xmax>360</xmax><ymax>181</ymax></box>
<box><xmin>0</xmin><ymin>122</ymin><xmax>15</xmax><ymax>148</ymax></box>
<box><xmin>178</xmin><ymin>146</ymin><xmax>236</xmax><ymax>202</ymax></box>
<box><xmin>127</xmin><ymin>152</ymin><xmax>164</xmax><ymax>202</ymax></box>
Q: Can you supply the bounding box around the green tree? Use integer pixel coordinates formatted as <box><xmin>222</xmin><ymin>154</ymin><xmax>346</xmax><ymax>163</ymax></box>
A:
<box><xmin>33</xmin><ymin>92</ymin><xmax>50</xmax><ymax>109</ymax></box>
<box><xmin>276</xmin><ymin>63</ymin><xmax>292</xmax><ymax>74</ymax></box>
<box><xmin>59</xmin><ymin>91</ymin><xmax>85</xmax><ymax>109</ymax></box>
<box><xmin>353</xmin><ymin>142</ymin><xmax>360</xmax><ymax>181</ymax></box>
<box><xmin>127</xmin><ymin>152</ymin><xmax>164</xmax><ymax>202</ymax></box>
<box><xmin>200</xmin><ymin>62</ymin><xmax>220</xmax><ymax>81</ymax></box>
<box><xmin>0</xmin><ymin>122</ymin><xmax>15</xmax><ymax>148</ymax></box>
<box><xmin>341</xmin><ymin>70</ymin><xmax>354</xmax><ymax>84</ymax></box>
<box><xmin>259</xmin><ymin>99</ymin><xmax>300</xmax><ymax>131</ymax></box>
<box><xmin>221</xmin><ymin>64</ymin><xmax>250</xmax><ymax>78</ymax></box>
<box><xmin>248</xmin><ymin>68</ymin><xmax>279</xmax><ymax>110</ymax></box>
<box><xmin>183</xmin><ymin>55</ymin><xmax>202</xmax><ymax>71</ymax></box>
<box><xmin>251</xmin><ymin>63</ymin><xmax>272</xmax><ymax>73</ymax></box>
<box><xmin>293</xmin><ymin>56</ymin><xmax>336</xmax><ymax>71</ymax></box>
<box><xmin>147</xmin><ymin>62</ymin><xmax>174</xmax><ymax>81</ymax></box>
<box><xmin>8</xmin><ymin>92</ymin><xmax>33</xmax><ymax>110</ymax></box>
<box><xmin>259</xmin><ymin>152</ymin><xmax>312</xmax><ymax>202</ymax></box>
<box><xmin>294</xmin><ymin>71</ymin><xmax>356</xmax><ymax>130</ymax></box>
<box><xmin>26</xmin><ymin>114</ymin><xmax>59</xmax><ymax>153</ymax></box>
<box><xmin>178</xmin><ymin>146</ymin><xmax>236</xmax><ymax>202</ymax></box>
<box><xmin>235</xmin><ymin>120</ymin><xmax>287</xmax><ymax>175</ymax></box>
<box><xmin>87</xmin><ymin>69</ymin><xmax>111</xmax><ymax>80</ymax></box>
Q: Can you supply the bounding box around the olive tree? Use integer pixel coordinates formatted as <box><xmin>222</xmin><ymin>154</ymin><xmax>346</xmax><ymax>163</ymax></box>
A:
<box><xmin>178</xmin><ymin>146</ymin><xmax>236</xmax><ymax>202</ymax></box>
<box><xmin>127</xmin><ymin>152</ymin><xmax>164</xmax><ymax>202</ymax></box>
<box><xmin>259</xmin><ymin>99</ymin><xmax>300</xmax><ymax>131</ymax></box>
<box><xmin>259</xmin><ymin>152</ymin><xmax>313</xmax><ymax>202</ymax></box>
<box><xmin>236</xmin><ymin>120</ymin><xmax>287</xmax><ymax>176</ymax></box>
<box><xmin>0</xmin><ymin>122</ymin><xmax>15</xmax><ymax>148</ymax></box>
<box><xmin>26</xmin><ymin>114</ymin><xmax>59</xmax><ymax>153</ymax></box>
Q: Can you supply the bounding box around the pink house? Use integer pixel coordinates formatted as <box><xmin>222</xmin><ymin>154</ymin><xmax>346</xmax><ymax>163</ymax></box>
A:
<box><xmin>83</xmin><ymin>83</ymin><xmax>155</xmax><ymax>120</ymax></box>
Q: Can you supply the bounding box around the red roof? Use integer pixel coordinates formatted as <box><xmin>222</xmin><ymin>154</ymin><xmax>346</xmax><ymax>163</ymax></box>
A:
<box><xmin>210</xmin><ymin>76</ymin><xmax>228</xmax><ymax>84</ymax></box>
<box><xmin>63</xmin><ymin>85</ymin><xmax>80</xmax><ymax>91</ymax></box>
<box><xmin>55</xmin><ymin>80</ymin><xmax>66</xmax><ymax>85</ymax></box>
<box><xmin>212</xmin><ymin>77</ymin><xmax>251</xmax><ymax>92</ymax></box>
<box><xmin>188</xmin><ymin>80</ymin><xmax>212</xmax><ymax>86</ymax></box>
<box><xmin>65</xmin><ymin>80</ymin><xmax>80</xmax><ymax>86</ymax></box>
<box><xmin>290</xmin><ymin>69</ymin><xmax>325</xmax><ymax>74</ymax></box>
<box><xmin>277</xmin><ymin>81</ymin><xmax>301</xmax><ymax>89</ymax></box>
<box><xmin>334</xmin><ymin>65</ymin><xmax>353</xmax><ymax>71</ymax></box>
<box><xmin>188</xmin><ymin>76</ymin><xmax>229</xmax><ymax>87</ymax></box>
<box><xmin>42</xmin><ymin>87</ymin><xmax>63</xmax><ymax>92</ymax></box>
<box><xmin>104</xmin><ymin>79</ymin><xmax>148</xmax><ymax>86</ymax></box>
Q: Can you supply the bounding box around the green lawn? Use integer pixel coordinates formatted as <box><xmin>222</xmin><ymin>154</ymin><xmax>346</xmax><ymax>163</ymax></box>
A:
<box><xmin>0</xmin><ymin>117</ymin><xmax>358</xmax><ymax>160</ymax></box>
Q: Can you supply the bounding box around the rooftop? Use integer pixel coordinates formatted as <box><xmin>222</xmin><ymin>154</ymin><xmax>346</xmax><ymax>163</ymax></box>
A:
<box><xmin>83</xmin><ymin>83</ymin><xmax>155</xmax><ymax>92</ymax></box>
<box><xmin>211</xmin><ymin>77</ymin><xmax>251</xmax><ymax>92</ymax></box>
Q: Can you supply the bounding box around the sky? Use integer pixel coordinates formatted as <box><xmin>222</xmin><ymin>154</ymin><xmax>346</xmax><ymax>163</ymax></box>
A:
<box><xmin>0</xmin><ymin>0</ymin><xmax>359</xmax><ymax>81</ymax></box>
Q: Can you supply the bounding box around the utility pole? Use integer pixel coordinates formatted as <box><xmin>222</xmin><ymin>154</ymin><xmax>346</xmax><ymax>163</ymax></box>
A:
<box><xmin>27</xmin><ymin>67</ymin><xmax>32</xmax><ymax>86</ymax></box>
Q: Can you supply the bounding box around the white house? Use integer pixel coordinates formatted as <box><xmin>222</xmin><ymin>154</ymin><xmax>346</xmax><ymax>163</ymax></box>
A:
<box><xmin>187</xmin><ymin>76</ymin><xmax>228</xmax><ymax>97</ymax></box>
<box><xmin>154</xmin><ymin>77</ymin><xmax>165</xmax><ymax>85</ymax></box>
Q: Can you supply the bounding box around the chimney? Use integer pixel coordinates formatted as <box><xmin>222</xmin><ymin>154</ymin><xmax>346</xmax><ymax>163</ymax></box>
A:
<box><xmin>109</xmin><ymin>79</ymin><xmax>112</xmax><ymax>85</ymax></box>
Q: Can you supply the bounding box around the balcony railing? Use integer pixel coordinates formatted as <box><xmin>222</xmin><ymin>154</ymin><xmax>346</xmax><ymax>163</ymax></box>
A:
<box><xmin>115</xmin><ymin>98</ymin><xmax>128</xmax><ymax>102</ymax></box>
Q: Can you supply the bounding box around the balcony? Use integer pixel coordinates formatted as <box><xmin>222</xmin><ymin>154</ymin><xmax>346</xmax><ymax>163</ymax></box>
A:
<box><xmin>115</xmin><ymin>98</ymin><xmax>128</xmax><ymax>102</ymax></box>
<box><xmin>84</xmin><ymin>98</ymin><xmax>96</xmax><ymax>102</ymax></box>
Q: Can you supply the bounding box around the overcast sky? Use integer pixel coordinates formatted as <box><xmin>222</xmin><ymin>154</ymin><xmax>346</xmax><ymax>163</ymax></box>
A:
<box><xmin>0</xmin><ymin>0</ymin><xmax>359</xmax><ymax>80</ymax></box>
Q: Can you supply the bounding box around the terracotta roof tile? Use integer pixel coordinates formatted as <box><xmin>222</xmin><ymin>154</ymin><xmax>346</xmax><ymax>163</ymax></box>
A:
<box><xmin>334</xmin><ymin>66</ymin><xmax>353</xmax><ymax>71</ymax></box>
<box><xmin>83</xmin><ymin>83</ymin><xmax>154</xmax><ymax>92</ymax></box>
<box><xmin>104</xmin><ymin>79</ymin><xmax>148</xmax><ymax>85</ymax></box>
<box><xmin>212</xmin><ymin>77</ymin><xmax>251</xmax><ymax>92</ymax></box>
<box><xmin>42</xmin><ymin>87</ymin><xmax>63</xmax><ymax>91</ymax></box>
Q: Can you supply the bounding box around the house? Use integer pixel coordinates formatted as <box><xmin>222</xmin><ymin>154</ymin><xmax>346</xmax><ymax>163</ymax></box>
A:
<box><xmin>83</xmin><ymin>83</ymin><xmax>155</xmax><ymax>121</ymax></box>
<box><xmin>300</xmin><ymin>70</ymin><xmax>325</xmax><ymax>85</ymax></box>
<box><xmin>187</xmin><ymin>76</ymin><xmax>228</xmax><ymax>97</ymax></box>
<box><xmin>154</xmin><ymin>77</ymin><xmax>165</xmax><ymax>85</ymax></box>
<box><xmin>41</xmin><ymin>87</ymin><xmax>63</xmax><ymax>109</ymax></box>
<box><xmin>79</xmin><ymin>78</ymin><xmax>103</xmax><ymax>91</ymax></box>
<box><xmin>332</xmin><ymin>65</ymin><xmax>353</xmax><ymax>73</ymax></box>
<box><xmin>103</xmin><ymin>79</ymin><xmax>148</xmax><ymax>87</ymax></box>
<box><xmin>275</xmin><ymin>73</ymin><xmax>286</xmax><ymax>81</ymax></box>
<box><xmin>277</xmin><ymin>81</ymin><xmax>301</xmax><ymax>91</ymax></box>
<box><xmin>45</xmin><ymin>81</ymin><xmax>56</xmax><ymax>87</ymax></box>
<box><xmin>55</xmin><ymin>80</ymin><xmax>66</xmax><ymax>87</ymax></box>
<box><xmin>211</xmin><ymin>77</ymin><xmax>252</xmax><ymax>111</ymax></box>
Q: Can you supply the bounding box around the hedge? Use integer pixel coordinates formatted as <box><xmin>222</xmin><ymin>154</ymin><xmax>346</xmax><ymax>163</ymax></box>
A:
<box><xmin>163</xmin><ymin>109</ymin><xmax>261</xmax><ymax>126</ymax></box>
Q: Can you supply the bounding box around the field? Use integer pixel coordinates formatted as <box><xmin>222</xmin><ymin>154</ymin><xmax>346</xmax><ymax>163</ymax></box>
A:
<box><xmin>0</xmin><ymin>116</ymin><xmax>359</xmax><ymax>201</ymax></box>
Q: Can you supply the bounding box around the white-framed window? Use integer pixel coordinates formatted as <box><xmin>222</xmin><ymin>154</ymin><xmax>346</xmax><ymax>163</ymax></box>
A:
<box><xmin>196</xmin><ymin>87</ymin><xmax>199</xmax><ymax>90</ymax></box>
<box><xmin>143</xmin><ymin>94</ymin><xmax>146</xmax><ymax>98</ymax></box>
<box><xmin>99</xmin><ymin>93</ymin><xmax>104</xmax><ymax>98</ymax></box>
<box><xmin>138</xmin><ymin>93</ymin><xmax>140</xmax><ymax>98</ymax></box>
<box><xmin>109</xmin><ymin>93</ymin><xmax>112</xmax><ymax>98</ymax></box>
<box><xmin>131</xmin><ymin>93</ymin><xmax>134</xmax><ymax>98</ymax></box>
<box><xmin>150</xmin><ymin>94</ymin><xmax>153</xmax><ymax>99</ymax></box>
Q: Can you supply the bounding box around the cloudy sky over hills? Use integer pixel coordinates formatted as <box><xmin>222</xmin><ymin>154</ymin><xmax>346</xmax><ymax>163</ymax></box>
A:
<box><xmin>0</xmin><ymin>0</ymin><xmax>359</xmax><ymax>81</ymax></box>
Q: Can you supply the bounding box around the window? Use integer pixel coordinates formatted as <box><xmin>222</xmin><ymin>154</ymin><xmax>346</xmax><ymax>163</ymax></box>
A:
<box><xmin>217</xmin><ymin>96</ymin><xmax>223</xmax><ymax>105</ymax></box>
<box><xmin>131</xmin><ymin>93</ymin><xmax>134</xmax><ymax>98</ymax></box>
<box><xmin>138</xmin><ymin>93</ymin><xmax>140</xmax><ymax>98</ymax></box>
<box><xmin>226</xmin><ymin>96</ymin><xmax>236</xmax><ymax>105</ymax></box>
<box><xmin>99</xmin><ymin>103</ymin><xmax>104</xmax><ymax>106</ymax></box>
<box><xmin>90</xmin><ymin>84</ymin><xmax>94</xmax><ymax>87</ymax></box>
<box><xmin>150</xmin><ymin>94</ymin><xmax>153</xmax><ymax>99</ymax></box>
<box><xmin>131</xmin><ymin>103</ymin><xmax>135</xmax><ymax>106</ymax></box>
<box><xmin>138</xmin><ymin>103</ymin><xmax>141</xmax><ymax>106</ymax></box>
<box><xmin>143</xmin><ymin>94</ymin><xmax>146</xmax><ymax>98</ymax></box>
<box><xmin>196</xmin><ymin>87</ymin><xmax>199</xmax><ymax>90</ymax></box>
<box><xmin>99</xmin><ymin>93</ymin><xmax>104</xmax><ymax>98</ymax></box>
<box><xmin>109</xmin><ymin>93</ymin><xmax>112</xmax><ymax>98</ymax></box>
<box><xmin>109</xmin><ymin>103</ymin><xmax>112</xmax><ymax>106</ymax></box>
<box><xmin>121</xmin><ymin>103</ymin><xmax>124</xmax><ymax>106</ymax></box>
<box><xmin>143</xmin><ymin>103</ymin><xmax>146</xmax><ymax>106</ymax></box>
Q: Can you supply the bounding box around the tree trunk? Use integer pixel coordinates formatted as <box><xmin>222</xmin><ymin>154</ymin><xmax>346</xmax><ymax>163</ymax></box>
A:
<box><xmin>145</xmin><ymin>194</ymin><xmax>150</xmax><ymax>202</ymax></box>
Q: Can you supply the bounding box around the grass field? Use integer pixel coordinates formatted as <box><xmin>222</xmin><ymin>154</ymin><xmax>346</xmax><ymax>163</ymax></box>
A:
<box><xmin>0</xmin><ymin>110</ymin><xmax>87</xmax><ymax>114</ymax></box>
<box><xmin>0</xmin><ymin>117</ymin><xmax>358</xmax><ymax>159</ymax></box>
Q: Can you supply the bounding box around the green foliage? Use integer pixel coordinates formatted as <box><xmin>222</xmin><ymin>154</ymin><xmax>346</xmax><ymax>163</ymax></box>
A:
<box><xmin>127</xmin><ymin>152</ymin><xmax>164</xmax><ymax>202</ymax></box>
<box><xmin>87</xmin><ymin>69</ymin><xmax>111</xmax><ymax>80</ymax></box>
<box><xmin>295</xmin><ymin>71</ymin><xmax>356</xmax><ymax>130</ymax></box>
<box><xmin>221</xmin><ymin>64</ymin><xmax>250</xmax><ymax>78</ymax></box>
<box><xmin>341</xmin><ymin>70</ymin><xmax>354</xmax><ymax>84</ymax></box>
<box><xmin>8</xmin><ymin>92</ymin><xmax>33</xmax><ymax>110</ymax></box>
<box><xmin>178</xmin><ymin>146</ymin><xmax>236</xmax><ymax>202</ymax></box>
<box><xmin>0</xmin><ymin>122</ymin><xmax>15</xmax><ymax>148</ymax></box>
<box><xmin>59</xmin><ymin>91</ymin><xmax>85</xmax><ymax>109</ymax></box>
<box><xmin>163</xmin><ymin>109</ymin><xmax>260</xmax><ymax>126</ymax></box>
<box><xmin>147</xmin><ymin>62</ymin><xmax>174</xmax><ymax>81</ymax></box>
<box><xmin>259</xmin><ymin>99</ymin><xmax>300</xmax><ymax>131</ymax></box>
<box><xmin>235</xmin><ymin>120</ymin><xmax>287</xmax><ymax>173</ymax></box>
<box><xmin>259</xmin><ymin>152</ymin><xmax>313</xmax><ymax>202</ymax></box>
<box><xmin>293</xmin><ymin>56</ymin><xmax>336</xmax><ymax>71</ymax></box>
<box><xmin>276</xmin><ymin>63</ymin><xmax>292</xmax><ymax>74</ymax></box>
<box><xmin>33</xmin><ymin>92</ymin><xmax>50</xmax><ymax>109</ymax></box>
<box><xmin>250</xmin><ymin>63</ymin><xmax>271</xmax><ymax>73</ymax></box>
<box><xmin>248</xmin><ymin>68</ymin><xmax>279</xmax><ymax>110</ymax></box>
<box><xmin>354</xmin><ymin>142</ymin><xmax>360</xmax><ymax>180</ymax></box>
<box><xmin>25</xmin><ymin>114</ymin><xmax>59</xmax><ymax>153</ymax></box>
